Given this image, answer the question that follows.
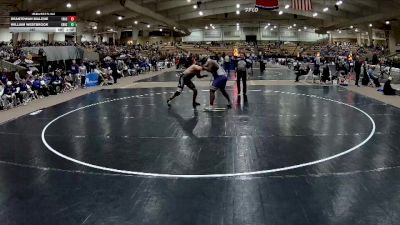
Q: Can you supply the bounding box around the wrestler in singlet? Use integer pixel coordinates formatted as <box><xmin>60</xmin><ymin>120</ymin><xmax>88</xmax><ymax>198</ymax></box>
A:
<box><xmin>167</xmin><ymin>63</ymin><xmax>207</xmax><ymax>108</ymax></box>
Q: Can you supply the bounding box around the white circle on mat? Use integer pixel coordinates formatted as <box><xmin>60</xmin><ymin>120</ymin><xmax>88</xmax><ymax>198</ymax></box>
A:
<box><xmin>41</xmin><ymin>90</ymin><xmax>376</xmax><ymax>178</ymax></box>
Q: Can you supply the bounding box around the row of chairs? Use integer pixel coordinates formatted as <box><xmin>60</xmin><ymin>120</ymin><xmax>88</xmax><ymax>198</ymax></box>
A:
<box><xmin>302</xmin><ymin>64</ymin><xmax>350</xmax><ymax>85</ymax></box>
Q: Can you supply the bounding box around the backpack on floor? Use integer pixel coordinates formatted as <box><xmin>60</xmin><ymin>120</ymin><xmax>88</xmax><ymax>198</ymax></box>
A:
<box><xmin>361</xmin><ymin>76</ymin><xmax>369</xmax><ymax>86</ymax></box>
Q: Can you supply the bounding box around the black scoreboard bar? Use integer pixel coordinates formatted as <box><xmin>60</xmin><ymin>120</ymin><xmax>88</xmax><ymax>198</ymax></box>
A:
<box><xmin>9</xmin><ymin>12</ymin><xmax>77</xmax><ymax>33</ymax></box>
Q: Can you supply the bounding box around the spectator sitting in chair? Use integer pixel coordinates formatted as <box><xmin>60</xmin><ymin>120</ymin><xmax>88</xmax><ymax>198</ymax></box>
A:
<box><xmin>294</xmin><ymin>64</ymin><xmax>311</xmax><ymax>82</ymax></box>
<box><xmin>383</xmin><ymin>76</ymin><xmax>400</xmax><ymax>96</ymax></box>
<box><xmin>0</xmin><ymin>69</ymin><xmax>8</xmax><ymax>86</ymax></box>
<box><xmin>15</xmin><ymin>79</ymin><xmax>29</xmax><ymax>105</ymax></box>
<box><xmin>2</xmin><ymin>81</ymin><xmax>17</xmax><ymax>107</ymax></box>
<box><xmin>32</xmin><ymin>76</ymin><xmax>48</xmax><ymax>97</ymax></box>
<box><xmin>50</xmin><ymin>71</ymin><xmax>62</xmax><ymax>94</ymax></box>
<box><xmin>367</xmin><ymin>66</ymin><xmax>381</xmax><ymax>88</ymax></box>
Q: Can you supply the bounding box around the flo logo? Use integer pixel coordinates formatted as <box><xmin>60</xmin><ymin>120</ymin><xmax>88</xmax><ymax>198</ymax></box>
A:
<box><xmin>244</xmin><ymin>8</ymin><xmax>259</xmax><ymax>12</ymax></box>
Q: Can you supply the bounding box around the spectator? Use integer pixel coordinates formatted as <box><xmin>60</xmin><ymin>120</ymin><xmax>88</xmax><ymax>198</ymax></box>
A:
<box><xmin>383</xmin><ymin>76</ymin><xmax>400</xmax><ymax>95</ymax></box>
<box><xmin>79</xmin><ymin>63</ymin><xmax>87</xmax><ymax>88</ymax></box>
<box><xmin>15</xmin><ymin>79</ymin><xmax>29</xmax><ymax>105</ymax></box>
<box><xmin>367</xmin><ymin>66</ymin><xmax>381</xmax><ymax>87</ymax></box>
<box><xmin>0</xmin><ymin>69</ymin><xmax>8</xmax><ymax>86</ymax></box>
<box><xmin>71</xmin><ymin>60</ymin><xmax>80</xmax><ymax>88</ymax></box>
<box><xmin>354</xmin><ymin>56</ymin><xmax>362</xmax><ymax>87</ymax></box>
<box><xmin>50</xmin><ymin>72</ymin><xmax>62</xmax><ymax>94</ymax></box>
<box><xmin>321</xmin><ymin>65</ymin><xmax>331</xmax><ymax>83</ymax></box>
<box><xmin>2</xmin><ymin>81</ymin><xmax>17</xmax><ymax>108</ymax></box>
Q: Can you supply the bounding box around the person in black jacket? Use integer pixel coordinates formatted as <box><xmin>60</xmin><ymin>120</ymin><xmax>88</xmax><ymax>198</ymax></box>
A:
<box><xmin>383</xmin><ymin>76</ymin><xmax>400</xmax><ymax>95</ymax></box>
<box><xmin>321</xmin><ymin>65</ymin><xmax>330</xmax><ymax>83</ymax></box>
<box><xmin>110</xmin><ymin>61</ymin><xmax>119</xmax><ymax>84</ymax></box>
<box><xmin>354</xmin><ymin>56</ymin><xmax>362</xmax><ymax>86</ymax></box>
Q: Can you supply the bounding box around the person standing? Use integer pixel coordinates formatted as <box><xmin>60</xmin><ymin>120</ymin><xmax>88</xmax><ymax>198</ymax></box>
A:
<box><xmin>79</xmin><ymin>63</ymin><xmax>87</xmax><ymax>88</ymax></box>
<box><xmin>236</xmin><ymin>54</ymin><xmax>247</xmax><ymax>96</ymax></box>
<box><xmin>71</xmin><ymin>60</ymin><xmax>80</xmax><ymax>88</ymax></box>
<box><xmin>354</xmin><ymin>56</ymin><xmax>362</xmax><ymax>87</ymax></box>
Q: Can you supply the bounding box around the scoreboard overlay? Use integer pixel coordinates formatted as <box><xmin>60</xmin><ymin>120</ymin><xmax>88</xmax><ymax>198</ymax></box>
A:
<box><xmin>10</xmin><ymin>12</ymin><xmax>76</xmax><ymax>33</ymax></box>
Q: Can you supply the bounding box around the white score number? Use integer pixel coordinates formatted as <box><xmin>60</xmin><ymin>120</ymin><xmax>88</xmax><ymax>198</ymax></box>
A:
<box><xmin>245</xmin><ymin>8</ymin><xmax>259</xmax><ymax>13</ymax></box>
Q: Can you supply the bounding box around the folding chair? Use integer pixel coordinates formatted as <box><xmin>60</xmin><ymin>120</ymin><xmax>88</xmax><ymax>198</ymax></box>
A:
<box><xmin>328</xmin><ymin>65</ymin><xmax>338</xmax><ymax>85</ymax></box>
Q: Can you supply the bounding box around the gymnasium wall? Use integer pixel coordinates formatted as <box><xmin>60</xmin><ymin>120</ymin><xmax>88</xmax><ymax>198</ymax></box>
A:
<box><xmin>19</xmin><ymin>32</ymin><xmax>48</xmax><ymax>41</ymax></box>
<box><xmin>54</xmin><ymin>33</ymin><xmax>66</xmax><ymax>42</ymax></box>
<box><xmin>183</xmin><ymin>28</ymin><xmax>328</xmax><ymax>42</ymax></box>
<box><xmin>0</xmin><ymin>28</ymin><xmax>12</xmax><ymax>42</ymax></box>
<box><xmin>81</xmin><ymin>33</ymin><xmax>95</xmax><ymax>42</ymax></box>
<box><xmin>137</xmin><ymin>36</ymin><xmax>176</xmax><ymax>45</ymax></box>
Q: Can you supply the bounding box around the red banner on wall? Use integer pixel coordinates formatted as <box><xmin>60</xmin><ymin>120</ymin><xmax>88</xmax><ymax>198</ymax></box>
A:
<box><xmin>255</xmin><ymin>0</ymin><xmax>279</xmax><ymax>10</ymax></box>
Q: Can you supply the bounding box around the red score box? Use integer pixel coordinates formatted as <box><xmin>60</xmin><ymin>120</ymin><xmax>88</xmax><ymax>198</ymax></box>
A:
<box><xmin>67</xmin><ymin>16</ymin><xmax>76</xmax><ymax>22</ymax></box>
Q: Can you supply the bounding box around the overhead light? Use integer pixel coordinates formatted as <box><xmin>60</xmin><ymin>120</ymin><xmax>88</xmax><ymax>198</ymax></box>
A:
<box><xmin>212</xmin><ymin>26</ymin><xmax>215</xmax><ymax>29</ymax></box>
<box><xmin>274</xmin><ymin>25</ymin><xmax>277</xmax><ymax>28</ymax></box>
<box><xmin>193</xmin><ymin>5</ymin><xmax>198</xmax><ymax>9</ymax></box>
<box><xmin>355</xmin><ymin>28</ymin><xmax>359</xmax><ymax>32</ymax></box>
<box><xmin>173</xmin><ymin>26</ymin><xmax>176</xmax><ymax>29</ymax></box>
<box><xmin>110</xmin><ymin>29</ymin><xmax>113</xmax><ymax>32</ymax></box>
<box><xmin>313</xmin><ymin>12</ymin><xmax>318</xmax><ymax>17</ymax></box>
<box><xmin>205</xmin><ymin>26</ymin><xmax>208</xmax><ymax>29</ymax></box>
<box><xmin>288</xmin><ymin>26</ymin><xmax>292</xmax><ymax>29</ymax></box>
<box><xmin>187</xmin><ymin>0</ymin><xmax>191</xmax><ymax>2</ymax></box>
<box><xmin>147</xmin><ymin>24</ymin><xmax>150</xmax><ymax>28</ymax></box>
<box><xmin>134</xmin><ymin>21</ymin><xmax>138</xmax><ymax>24</ymax></box>
<box><xmin>270</xmin><ymin>28</ymin><xmax>274</xmax><ymax>31</ymax></box>
<box><xmin>327</xmin><ymin>31</ymin><xmax>331</xmax><ymax>34</ymax></box>
<box><xmin>159</xmin><ymin>29</ymin><xmax>163</xmax><ymax>31</ymax></box>
<box><xmin>386</xmin><ymin>21</ymin><xmax>390</xmax><ymax>25</ymax></box>
<box><xmin>236</xmin><ymin>23</ymin><xmax>239</xmax><ymax>26</ymax></box>
<box><xmin>236</xmin><ymin>4</ymin><xmax>240</xmax><ymax>8</ymax></box>
<box><xmin>93</xmin><ymin>26</ymin><xmax>97</xmax><ymax>30</ymax></box>
<box><xmin>293</xmin><ymin>23</ymin><xmax>296</xmax><ymax>27</ymax></box>
<box><xmin>96</xmin><ymin>10</ymin><xmax>101</xmax><ymax>15</ymax></box>
<box><xmin>279</xmin><ymin>11</ymin><xmax>283</xmax><ymax>15</ymax></box>
<box><xmin>236</xmin><ymin>10</ymin><xmax>240</xmax><ymax>15</ymax></box>
<box><xmin>369</xmin><ymin>24</ymin><xmax>372</xmax><ymax>27</ymax></box>
<box><xmin>298</xmin><ymin>29</ymin><xmax>301</xmax><ymax>32</ymax></box>
<box><xmin>338</xmin><ymin>30</ymin><xmax>342</xmax><ymax>33</ymax></box>
<box><xmin>304</xmin><ymin>26</ymin><xmax>307</xmax><ymax>30</ymax></box>
<box><xmin>268</xmin><ymin>23</ymin><xmax>271</xmax><ymax>26</ymax></box>
<box><xmin>199</xmin><ymin>11</ymin><xmax>203</xmax><ymax>16</ymax></box>
<box><xmin>118</xmin><ymin>16</ymin><xmax>122</xmax><ymax>20</ymax></box>
<box><xmin>336</xmin><ymin>1</ymin><xmax>343</xmax><ymax>5</ymax></box>
<box><xmin>323</xmin><ymin>7</ymin><xmax>328</xmax><ymax>12</ymax></box>
<box><xmin>350</xmin><ymin>25</ymin><xmax>353</xmax><ymax>29</ymax></box>
<box><xmin>236</xmin><ymin>27</ymin><xmax>240</xmax><ymax>31</ymax></box>
<box><xmin>285</xmin><ymin>4</ymin><xmax>290</xmax><ymax>9</ymax></box>
<box><xmin>66</xmin><ymin>3</ymin><xmax>72</xmax><ymax>8</ymax></box>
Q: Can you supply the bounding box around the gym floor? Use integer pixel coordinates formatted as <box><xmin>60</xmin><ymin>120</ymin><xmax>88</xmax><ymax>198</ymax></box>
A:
<box><xmin>0</xmin><ymin>69</ymin><xmax>400</xmax><ymax>225</ymax></box>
